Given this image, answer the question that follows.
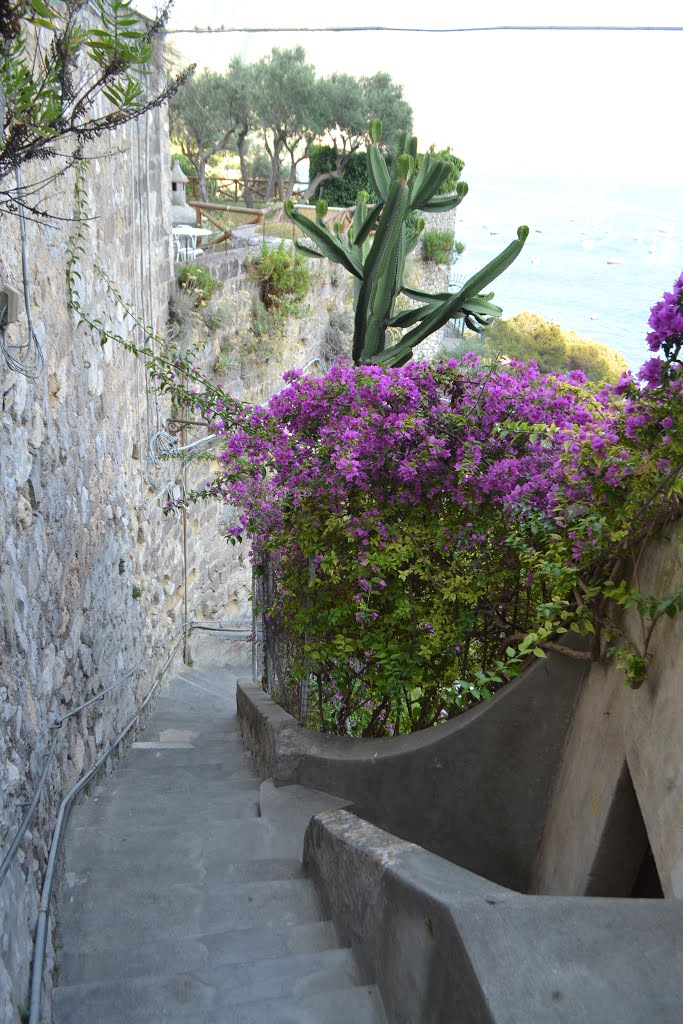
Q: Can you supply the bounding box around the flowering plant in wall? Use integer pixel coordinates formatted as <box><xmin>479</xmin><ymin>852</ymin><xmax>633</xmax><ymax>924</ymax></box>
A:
<box><xmin>149</xmin><ymin>272</ymin><xmax>680</xmax><ymax>734</ymax></box>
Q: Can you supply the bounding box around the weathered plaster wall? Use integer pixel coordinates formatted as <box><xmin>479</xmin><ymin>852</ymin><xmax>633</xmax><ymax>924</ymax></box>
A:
<box><xmin>533</xmin><ymin>523</ymin><xmax>683</xmax><ymax>899</ymax></box>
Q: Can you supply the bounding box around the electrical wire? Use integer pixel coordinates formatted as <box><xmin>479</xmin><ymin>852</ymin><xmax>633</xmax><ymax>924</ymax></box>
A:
<box><xmin>167</xmin><ymin>23</ymin><xmax>683</xmax><ymax>35</ymax></box>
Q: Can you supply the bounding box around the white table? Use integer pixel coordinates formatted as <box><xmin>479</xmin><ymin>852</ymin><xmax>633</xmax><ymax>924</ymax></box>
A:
<box><xmin>172</xmin><ymin>225</ymin><xmax>213</xmax><ymax>262</ymax></box>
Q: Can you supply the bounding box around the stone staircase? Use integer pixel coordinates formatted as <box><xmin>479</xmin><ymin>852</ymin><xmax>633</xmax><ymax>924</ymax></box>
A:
<box><xmin>52</xmin><ymin>665</ymin><xmax>386</xmax><ymax>1023</ymax></box>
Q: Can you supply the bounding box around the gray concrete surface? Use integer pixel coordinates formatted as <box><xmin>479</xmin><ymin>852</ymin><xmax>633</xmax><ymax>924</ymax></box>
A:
<box><xmin>534</xmin><ymin>523</ymin><xmax>683</xmax><ymax>898</ymax></box>
<box><xmin>305</xmin><ymin>809</ymin><xmax>683</xmax><ymax>1024</ymax></box>
<box><xmin>52</xmin><ymin>665</ymin><xmax>386</xmax><ymax>1024</ymax></box>
<box><xmin>237</xmin><ymin>649</ymin><xmax>587</xmax><ymax>891</ymax></box>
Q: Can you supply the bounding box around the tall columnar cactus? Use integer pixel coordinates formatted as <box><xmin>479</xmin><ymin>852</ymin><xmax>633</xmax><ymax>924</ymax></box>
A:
<box><xmin>285</xmin><ymin>120</ymin><xmax>528</xmax><ymax>367</ymax></box>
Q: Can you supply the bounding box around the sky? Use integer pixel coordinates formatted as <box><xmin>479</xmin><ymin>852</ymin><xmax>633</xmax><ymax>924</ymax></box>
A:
<box><xmin>151</xmin><ymin>0</ymin><xmax>683</xmax><ymax>191</ymax></box>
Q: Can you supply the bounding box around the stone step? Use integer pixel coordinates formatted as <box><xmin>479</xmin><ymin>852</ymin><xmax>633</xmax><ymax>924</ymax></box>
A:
<box><xmin>91</xmin><ymin>772</ymin><xmax>259</xmax><ymax>800</ymax></box>
<box><xmin>58</xmin><ymin>920</ymin><xmax>339</xmax><ymax>985</ymax></box>
<box><xmin>110</xmin><ymin>761</ymin><xmax>257</xmax><ymax>785</ymax></box>
<box><xmin>66</xmin><ymin>816</ymin><xmax>306</xmax><ymax>867</ymax></box>
<box><xmin>57</xmin><ymin>878</ymin><xmax>324</xmax><ymax>949</ymax></box>
<box><xmin>112</xmin><ymin>747</ymin><xmax>255</xmax><ymax>773</ymax></box>
<box><xmin>53</xmin><ymin>665</ymin><xmax>386</xmax><ymax>1024</ymax></box>
<box><xmin>68</xmin><ymin>790</ymin><xmax>260</xmax><ymax>829</ymax></box>
<box><xmin>52</xmin><ymin>949</ymin><xmax>361</xmax><ymax>1023</ymax></box>
<box><xmin>53</xmin><ymin>985</ymin><xmax>386</xmax><ymax>1024</ymax></box>
<box><xmin>134</xmin><ymin>721</ymin><xmax>243</xmax><ymax>741</ymax></box>
<box><xmin>62</xmin><ymin>855</ymin><xmax>304</xmax><ymax>897</ymax></box>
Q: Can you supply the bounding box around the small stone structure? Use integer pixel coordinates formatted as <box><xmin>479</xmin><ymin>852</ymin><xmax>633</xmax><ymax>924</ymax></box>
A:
<box><xmin>170</xmin><ymin>158</ymin><xmax>196</xmax><ymax>227</ymax></box>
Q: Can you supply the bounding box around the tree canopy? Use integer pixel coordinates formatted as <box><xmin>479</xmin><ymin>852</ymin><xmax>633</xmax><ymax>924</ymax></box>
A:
<box><xmin>168</xmin><ymin>47</ymin><xmax>414</xmax><ymax>206</ymax></box>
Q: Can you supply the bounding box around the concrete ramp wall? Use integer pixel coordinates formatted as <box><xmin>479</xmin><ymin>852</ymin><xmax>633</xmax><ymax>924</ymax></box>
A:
<box><xmin>237</xmin><ymin>650</ymin><xmax>586</xmax><ymax>892</ymax></box>
<box><xmin>305</xmin><ymin>809</ymin><xmax>683</xmax><ymax>1024</ymax></box>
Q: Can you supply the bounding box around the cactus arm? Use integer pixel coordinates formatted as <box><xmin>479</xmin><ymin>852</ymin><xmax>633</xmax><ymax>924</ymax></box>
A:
<box><xmin>458</xmin><ymin>226</ymin><xmax>529</xmax><ymax>301</ymax></box>
<box><xmin>371</xmin><ymin>231</ymin><xmax>527</xmax><ymax>367</ymax></box>
<box><xmin>409</xmin><ymin>154</ymin><xmax>432</xmax><ymax>207</ymax></box>
<box><xmin>387</xmin><ymin>295</ymin><xmax>503</xmax><ymax>330</ymax></box>
<box><xmin>387</xmin><ymin>301</ymin><xmax>441</xmax><ymax>329</ymax></box>
<box><xmin>367</xmin><ymin>144</ymin><xmax>391</xmax><ymax>200</ymax></box>
<box><xmin>362</xmin><ymin>180</ymin><xmax>410</xmax><ymax>282</ymax></box>
<box><xmin>293</xmin><ymin>240</ymin><xmax>325</xmax><ymax>259</ymax></box>
<box><xmin>419</xmin><ymin>193</ymin><xmax>466</xmax><ymax>213</ymax></box>
<box><xmin>410</xmin><ymin>161</ymin><xmax>452</xmax><ymax>209</ymax></box>
<box><xmin>285</xmin><ymin>200</ymin><xmax>364</xmax><ymax>279</ymax></box>
<box><xmin>460</xmin><ymin>297</ymin><xmax>503</xmax><ymax>317</ymax></box>
<box><xmin>419</xmin><ymin>181</ymin><xmax>469</xmax><ymax>213</ymax></box>
<box><xmin>401</xmin><ymin>284</ymin><xmax>452</xmax><ymax>302</ymax></box>
<box><xmin>353</xmin><ymin>203</ymin><xmax>383</xmax><ymax>248</ymax></box>
<box><xmin>353</xmin><ymin>181</ymin><xmax>409</xmax><ymax>361</ymax></box>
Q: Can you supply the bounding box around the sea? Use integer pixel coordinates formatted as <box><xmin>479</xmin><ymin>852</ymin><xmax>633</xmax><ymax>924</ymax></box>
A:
<box><xmin>451</xmin><ymin>173</ymin><xmax>683</xmax><ymax>374</ymax></box>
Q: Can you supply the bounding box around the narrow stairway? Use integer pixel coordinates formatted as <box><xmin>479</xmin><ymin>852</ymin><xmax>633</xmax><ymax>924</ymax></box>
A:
<box><xmin>52</xmin><ymin>664</ymin><xmax>386</xmax><ymax>1023</ymax></box>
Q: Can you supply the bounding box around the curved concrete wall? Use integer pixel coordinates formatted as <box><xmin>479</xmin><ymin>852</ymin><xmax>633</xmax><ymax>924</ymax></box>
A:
<box><xmin>237</xmin><ymin>649</ymin><xmax>587</xmax><ymax>892</ymax></box>
<box><xmin>306</xmin><ymin>809</ymin><xmax>683</xmax><ymax>1024</ymax></box>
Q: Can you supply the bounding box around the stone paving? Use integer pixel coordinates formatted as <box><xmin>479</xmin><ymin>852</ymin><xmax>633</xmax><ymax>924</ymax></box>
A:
<box><xmin>52</xmin><ymin>664</ymin><xmax>385</xmax><ymax>1023</ymax></box>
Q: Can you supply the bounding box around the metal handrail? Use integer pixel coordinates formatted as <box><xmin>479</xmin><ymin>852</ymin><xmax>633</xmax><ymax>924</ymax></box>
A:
<box><xmin>0</xmin><ymin>733</ymin><xmax>59</xmax><ymax>888</ymax></box>
<box><xmin>0</xmin><ymin>624</ymin><xmax>184</xmax><ymax>890</ymax></box>
<box><xmin>28</xmin><ymin>635</ymin><xmax>183</xmax><ymax>1024</ymax></box>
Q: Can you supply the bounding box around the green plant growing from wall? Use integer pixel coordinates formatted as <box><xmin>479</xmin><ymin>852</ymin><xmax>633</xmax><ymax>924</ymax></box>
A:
<box><xmin>422</xmin><ymin>228</ymin><xmax>462</xmax><ymax>265</ymax></box>
<box><xmin>285</xmin><ymin>120</ymin><xmax>528</xmax><ymax>366</ymax></box>
<box><xmin>249</xmin><ymin>242</ymin><xmax>311</xmax><ymax>318</ymax></box>
<box><xmin>176</xmin><ymin>263</ymin><xmax>220</xmax><ymax>307</ymax></box>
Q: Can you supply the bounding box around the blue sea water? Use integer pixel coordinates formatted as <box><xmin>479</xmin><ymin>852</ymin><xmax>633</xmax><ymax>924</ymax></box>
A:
<box><xmin>452</xmin><ymin>174</ymin><xmax>683</xmax><ymax>374</ymax></box>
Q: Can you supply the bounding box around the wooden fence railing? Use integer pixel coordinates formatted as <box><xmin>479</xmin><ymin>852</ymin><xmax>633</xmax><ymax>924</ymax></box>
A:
<box><xmin>187</xmin><ymin>176</ymin><xmax>307</xmax><ymax>205</ymax></box>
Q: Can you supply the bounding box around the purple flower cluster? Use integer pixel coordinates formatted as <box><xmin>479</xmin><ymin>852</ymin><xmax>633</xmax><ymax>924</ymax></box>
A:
<box><xmin>647</xmin><ymin>271</ymin><xmax>683</xmax><ymax>353</ymax></box>
<box><xmin>183</xmin><ymin>271</ymin><xmax>683</xmax><ymax>734</ymax></box>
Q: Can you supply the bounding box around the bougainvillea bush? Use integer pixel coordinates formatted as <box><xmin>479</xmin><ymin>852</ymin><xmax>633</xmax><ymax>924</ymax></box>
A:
<box><xmin>167</xmin><ymin>273</ymin><xmax>683</xmax><ymax>737</ymax></box>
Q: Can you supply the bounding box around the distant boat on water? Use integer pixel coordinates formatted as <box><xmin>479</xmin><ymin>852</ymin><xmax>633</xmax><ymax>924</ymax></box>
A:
<box><xmin>606</xmin><ymin>259</ymin><xmax>623</xmax><ymax>265</ymax></box>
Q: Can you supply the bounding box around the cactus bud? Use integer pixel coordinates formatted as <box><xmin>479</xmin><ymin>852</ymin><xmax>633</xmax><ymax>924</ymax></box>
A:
<box><xmin>285</xmin><ymin>199</ymin><xmax>295</xmax><ymax>215</ymax></box>
<box><xmin>357</xmin><ymin>190</ymin><xmax>370</xmax><ymax>205</ymax></box>
<box><xmin>333</xmin><ymin>221</ymin><xmax>343</xmax><ymax>236</ymax></box>
<box><xmin>517</xmin><ymin>225</ymin><xmax>529</xmax><ymax>242</ymax></box>
<box><xmin>397</xmin><ymin>154</ymin><xmax>414</xmax><ymax>182</ymax></box>
<box><xmin>315</xmin><ymin>199</ymin><xmax>328</xmax><ymax>221</ymax></box>
<box><xmin>456</xmin><ymin>181</ymin><xmax>469</xmax><ymax>198</ymax></box>
<box><xmin>369</xmin><ymin>118</ymin><xmax>382</xmax><ymax>143</ymax></box>
<box><xmin>407</xmin><ymin>136</ymin><xmax>418</xmax><ymax>160</ymax></box>
<box><xmin>414</xmin><ymin>217</ymin><xmax>425</xmax><ymax>234</ymax></box>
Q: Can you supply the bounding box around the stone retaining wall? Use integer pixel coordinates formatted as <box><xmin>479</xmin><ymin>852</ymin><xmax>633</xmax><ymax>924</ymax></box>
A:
<box><xmin>0</xmin><ymin>100</ymin><xmax>348</xmax><ymax>1024</ymax></box>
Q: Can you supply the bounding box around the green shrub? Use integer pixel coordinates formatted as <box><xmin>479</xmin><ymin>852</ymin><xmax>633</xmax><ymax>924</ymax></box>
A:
<box><xmin>422</xmin><ymin>228</ymin><xmax>455</xmax><ymax>265</ymax></box>
<box><xmin>176</xmin><ymin>263</ymin><xmax>220</xmax><ymax>307</ymax></box>
<box><xmin>564</xmin><ymin>332</ymin><xmax>629</xmax><ymax>383</ymax></box>
<box><xmin>250</xmin><ymin>242</ymin><xmax>310</xmax><ymax>317</ymax></box>
<box><xmin>483</xmin><ymin>311</ymin><xmax>628</xmax><ymax>382</ymax></box>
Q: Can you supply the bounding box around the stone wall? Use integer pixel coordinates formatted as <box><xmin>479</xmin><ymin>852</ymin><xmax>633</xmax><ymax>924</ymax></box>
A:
<box><xmin>0</xmin><ymin>38</ymin><xmax>177</xmax><ymax>1017</ymax></box>
<box><xmin>0</xmin><ymin>89</ymin><xmax>349</xmax><ymax>1024</ymax></box>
